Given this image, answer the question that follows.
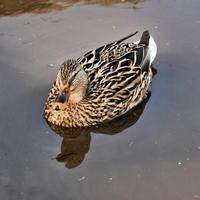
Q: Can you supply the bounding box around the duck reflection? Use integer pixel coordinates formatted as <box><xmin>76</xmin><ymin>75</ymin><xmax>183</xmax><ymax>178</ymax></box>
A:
<box><xmin>56</xmin><ymin>131</ymin><xmax>91</xmax><ymax>168</ymax></box>
<box><xmin>0</xmin><ymin>0</ymin><xmax>144</xmax><ymax>17</ymax></box>
<box><xmin>47</xmin><ymin>92</ymin><xmax>151</xmax><ymax>168</ymax></box>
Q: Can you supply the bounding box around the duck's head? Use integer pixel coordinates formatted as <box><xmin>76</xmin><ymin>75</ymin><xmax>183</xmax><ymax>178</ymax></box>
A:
<box><xmin>47</xmin><ymin>59</ymin><xmax>88</xmax><ymax>111</ymax></box>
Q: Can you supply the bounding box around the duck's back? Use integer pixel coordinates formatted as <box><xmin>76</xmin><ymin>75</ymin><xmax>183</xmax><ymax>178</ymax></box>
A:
<box><xmin>78</xmin><ymin>31</ymin><xmax>156</xmax><ymax>121</ymax></box>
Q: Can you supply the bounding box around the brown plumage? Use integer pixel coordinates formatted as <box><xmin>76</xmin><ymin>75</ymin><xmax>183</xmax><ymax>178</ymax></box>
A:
<box><xmin>43</xmin><ymin>30</ymin><xmax>157</xmax><ymax>128</ymax></box>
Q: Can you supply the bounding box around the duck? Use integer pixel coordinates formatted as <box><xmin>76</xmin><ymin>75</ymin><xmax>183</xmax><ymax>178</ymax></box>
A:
<box><xmin>43</xmin><ymin>30</ymin><xmax>157</xmax><ymax>128</ymax></box>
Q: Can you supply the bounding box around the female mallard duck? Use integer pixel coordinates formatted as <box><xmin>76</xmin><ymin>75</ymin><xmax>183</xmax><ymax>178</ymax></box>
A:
<box><xmin>44</xmin><ymin>30</ymin><xmax>157</xmax><ymax>128</ymax></box>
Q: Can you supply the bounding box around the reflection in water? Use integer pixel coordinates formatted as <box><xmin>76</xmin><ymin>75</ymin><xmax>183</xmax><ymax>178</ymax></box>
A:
<box><xmin>0</xmin><ymin>0</ymin><xmax>144</xmax><ymax>16</ymax></box>
<box><xmin>47</xmin><ymin>92</ymin><xmax>151</xmax><ymax>168</ymax></box>
<box><xmin>56</xmin><ymin>131</ymin><xmax>91</xmax><ymax>168</ymax></box>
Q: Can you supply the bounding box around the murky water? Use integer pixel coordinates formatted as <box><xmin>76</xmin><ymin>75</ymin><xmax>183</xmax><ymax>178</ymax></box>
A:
<box><xmin>0</xmin><ymin>0</ymin><xmax>200</xmax><ymax>199</ymax></box>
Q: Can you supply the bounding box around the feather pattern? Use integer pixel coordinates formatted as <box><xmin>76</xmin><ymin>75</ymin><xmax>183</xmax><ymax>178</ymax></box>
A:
<box><xmin>44</xmin><ymin>30</ymin><xmax>157</xmax><ymax>127</ymax></box>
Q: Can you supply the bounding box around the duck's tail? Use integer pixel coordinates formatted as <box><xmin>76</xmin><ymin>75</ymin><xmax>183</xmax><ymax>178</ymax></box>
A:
<box><xmin>139</xmin><ymin>30</ymin><xmax>150</xmax><ymax>45</ymax></box>
<box><xmin>139</xmin><ymin>30</ymin><xmax>157</xmax><ymax>65</ymax></box>
<box><xmin>149</xmin><ymin>35</ymin><xmax>157</xmax><ymax>65</ymax></box>
<box><xmin>115</xmin><ymin>30</ymin><xmax>157</xmax><ymax>67</ymax></box>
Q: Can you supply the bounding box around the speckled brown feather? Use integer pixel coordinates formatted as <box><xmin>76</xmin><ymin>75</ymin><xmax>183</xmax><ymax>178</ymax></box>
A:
<box><xmin>44</xmin><ymin>31</ymin><xmax>156</xmax><ymax>127</ymax></box>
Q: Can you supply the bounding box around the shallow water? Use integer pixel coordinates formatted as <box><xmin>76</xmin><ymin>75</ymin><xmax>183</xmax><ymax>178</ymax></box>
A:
<box><xmin>0</xmin><ymin>0</ymin><xmax>200</xmax><ymax>199</ymax></box>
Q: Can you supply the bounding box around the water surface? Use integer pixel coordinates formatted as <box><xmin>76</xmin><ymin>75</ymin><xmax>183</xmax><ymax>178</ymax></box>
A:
<box><xmin>0</xmin><ymin>0</ymin><xmax>200</xmax><ymax>199</ymax></box>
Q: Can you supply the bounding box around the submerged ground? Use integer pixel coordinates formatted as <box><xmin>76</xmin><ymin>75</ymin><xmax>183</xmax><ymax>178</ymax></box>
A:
<box><xmin>0</xmin><ymin>0</ymin><xmax>200</xmax><ymax>199</ymax></box>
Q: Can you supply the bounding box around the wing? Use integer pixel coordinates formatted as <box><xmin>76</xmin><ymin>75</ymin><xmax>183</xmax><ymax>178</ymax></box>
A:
<box><xmin>77</xmin><ymin>31</ymin><xmax>138</xmax><ymax>72</ymax></box>
<box><xmin>87</xmin><ymin>41</ymin><xmax>150</xmax><ymax>93</ymax></box>
<box><xmin>78</xmin><ymin>31</ymin><xmax>152</xmax><ymax>120</ymax></box>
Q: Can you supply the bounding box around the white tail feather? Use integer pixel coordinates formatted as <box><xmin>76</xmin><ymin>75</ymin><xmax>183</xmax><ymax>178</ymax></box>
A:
<box><xmin>135</xmin><ymin>35</ymin><xmax>157</xmax><ymax>65</ymax></box>
<box><xmin>149</xmin><ymin>36</ymin><xmax>157</xmax><ymax>65</ymax></box>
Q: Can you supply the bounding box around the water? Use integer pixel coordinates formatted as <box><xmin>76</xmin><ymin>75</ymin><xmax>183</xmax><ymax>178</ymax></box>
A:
<box><xmin>0</xmin><ymin>0</ymin><xmax>200</xmax><ymax>199</ymax></box>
